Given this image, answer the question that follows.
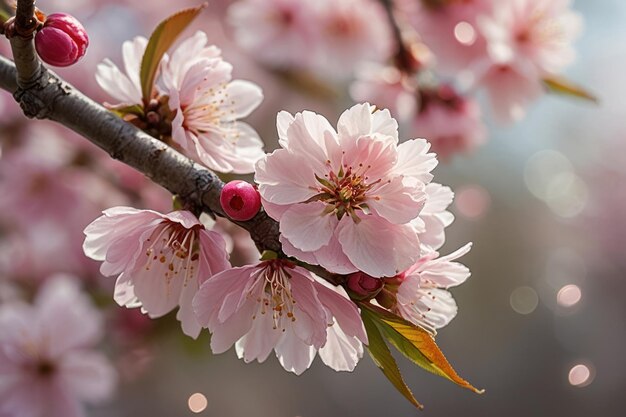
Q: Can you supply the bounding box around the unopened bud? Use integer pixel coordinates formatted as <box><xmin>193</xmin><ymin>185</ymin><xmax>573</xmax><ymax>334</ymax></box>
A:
<box><xmin>346</xmin><ymin>272</ymin><xmax>384</xmax><ymax>300</ymax></box>
<box><xmin>220</xmin><ymin>180</ymin><xmax>261</xmax><ymax>221</ymax></box>
<box><xmin>35</xmin><ymin>13</ymin><xmax>89</xmax><ymax>67</ymax></box>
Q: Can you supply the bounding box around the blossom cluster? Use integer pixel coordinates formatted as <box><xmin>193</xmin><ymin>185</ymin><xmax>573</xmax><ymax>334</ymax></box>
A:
<box><xmin>226</xmin><ymin>0</ymin><xmax>582</xmax><ymax>158</ymax></box>
<box><xmin>83</xmin><ymin>102</ymin><xmax>472</xmax><ymax>374</ymax></box>
<box><xmin>96</xmin><ymin>31</ymin><xmax>265</xmax><ymax>174</ymax></box>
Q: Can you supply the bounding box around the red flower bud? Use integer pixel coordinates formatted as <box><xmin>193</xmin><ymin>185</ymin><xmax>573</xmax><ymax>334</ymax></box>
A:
<box><xmin>346</xmin><ymin>272</ymin><xmax>384</xmax><ymax>300</ymax></box>
<box><xmin>220</xmin><ymin>180</ymin><xmax>262</xmax><ymax>221</ymax></box>
<box><xmin>35</xmin><ymin>13</ymin><xmax>89</xmax><ymax>67</ymax></box>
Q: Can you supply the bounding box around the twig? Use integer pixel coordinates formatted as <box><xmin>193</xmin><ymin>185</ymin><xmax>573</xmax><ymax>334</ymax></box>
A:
<box><xmin>0</xmin><ymin>0</ymin><xmax>340</xmax><ymax>284</ymax></box>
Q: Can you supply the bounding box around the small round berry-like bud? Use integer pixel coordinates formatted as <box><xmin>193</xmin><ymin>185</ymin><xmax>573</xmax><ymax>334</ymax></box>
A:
<box><xmin>220</xmin><ymin>180</ymin><xmax>261</xmax><ymax>221</ymax></box>
<box><xmin>35</xmin><ymin>13</ymin><xmax>89</xmax><ymax>67</ymax></box>
<box><xmin>346</xmin><ymin>272</ymin><xmax>384</xmax><ymax>300</ymax></box>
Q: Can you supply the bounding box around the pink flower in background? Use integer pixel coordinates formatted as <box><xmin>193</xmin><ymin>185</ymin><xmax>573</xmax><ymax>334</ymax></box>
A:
<box><xmin>394</xmin><ymin>244</ymin><xmax>472</xmax><ymax>332</ymax></box>
<box><xmin>411</xmin><ymin>183</ymin><xmax>455</xmax><ymax>252</ymax></box>
<box><xmin>314</xmin><ymin>0</ymin><xmax>393</xmax><ymax>79</ymax></box>
<box><xmin>0</xmin><ymin>276</ymin><xmax>116</xmax><ymax>417</ymax></box>
<box><xmin>163</xmin><ymin>31</ymin><xmax>265</xmax><ymax>174</ymax></box>
<box><xmin>399</xmin><ymin>0</ymin><xmax>492</xmax><ymax>75</ymax></box>
<box><xmin>478</xmin><ymin>0</ymin><xmax>583</xmax><ymax>76</ymax></box>
<box><xmin>95</xmin><ymin>36</ymin><xmax>146</xmax><ymax>106</ymax></box>
<box><xmin>256</xmin><ymin>103</ymin><xmax>437</xmax><ymax>277</ymax></box>
<box><xmin>413</xmin><ymin>86</ymin><xmax>487</xmax><ymax>159</ymax></box>
<box><xmin>193</xmin><ymin>260</ymin><xmax>367</xmax><ymax>374</ymax></box>
<box><xmin>228</xmin><ymin>0</ymin><xmax>319</xmax><ymax>70</ymax></box>
<box><xmin>475</xmin><ymin>62</ymin><xmax>544</xmax><ymax>123</ymax></box>
<box><xmin>228</xmin><ymin>0</ymin><xmax>392</xmax><ymax>78</ymax></box>
<box><xmin>83</xmin><ymin>207</ymin><xmax>230</xmax><ymax>338</ymax></box>
<box><xmin>350</xmin><ymin>64</ymin><xmax>418</xmax><ymax>122</ymax></box>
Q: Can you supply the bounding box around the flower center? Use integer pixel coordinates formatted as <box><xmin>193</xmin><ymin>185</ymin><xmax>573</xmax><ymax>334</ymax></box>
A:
<box><xmin>143</xmin><ymin>223</ymin><xmax>201</xmax><ymax>287</ymax></box>
<box><xmin>252</xmin><ymin>260</ymin><xmax>297</xmax><ymax>331</ymax></box>
<box><xmin>35</xmin><ymin>359</ymin><xmax>56</xmax><ymax>377</ymax></box>
<box><xmin>311</xmin><ymin>163</ymin><xmax>380</xmax><ymax>222</ymax></box>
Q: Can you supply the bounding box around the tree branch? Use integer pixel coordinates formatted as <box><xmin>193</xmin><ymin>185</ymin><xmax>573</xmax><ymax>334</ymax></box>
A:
<box><xmin>379</xmin><ymin>0</ymin><xmax>420</xmax><ymax>73</ymax></box>
<box><xmin>0</xmin><ymin>1</ymin><xmax>341</xmax><ymax>283</ymax></box>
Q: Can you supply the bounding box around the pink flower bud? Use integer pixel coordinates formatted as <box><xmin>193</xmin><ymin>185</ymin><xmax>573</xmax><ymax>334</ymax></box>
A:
<box><xmin>35</xmin><ymin>13</ymin><xmax>89</xmax><ymax>67</ymax></box>
<box><xmin>346</xmin><ymin>272</ymin><xmax>384</xmax><ymax>300</ymax></box>
<box><xmin>220</xmin><ymin>180</ymin><xmax>261</xmax><ymax>221</ymax></box>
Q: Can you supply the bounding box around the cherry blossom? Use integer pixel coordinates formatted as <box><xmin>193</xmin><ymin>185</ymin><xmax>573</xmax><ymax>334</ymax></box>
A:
<box><xmin>95</xmin><ymin>36</ymin><xmax>146</xmax><ymax>107</ymax></box>
<box><xmin>350</xmin><ymin>64</ymin><xmax>418</xmax><ymax>123</ymax></box>
<box><xmin>193</xmin><ymin>259</ymin><xmax>367</xmax><ymax>374</ymax></box>
<box><xmin>162</xmin><ymin>31</ymin><xmax>265</xmax><ymax>174</ymax></box>
<box><xmin>228</xmin><ymin>0</ymin><xmax>319</xmax><ymax>70</ymax></box>
<box><xmin>394</xmin><ymin>244</ymin><xmax>472</xmax><ymax>332</ymax></box>
<box><xmin>0</xmin><ymin>276</ymin><xmax>116</xmax><ymax>417</ymax></box>
<box><xmin>413</xmin><ymin>86</ymin><xmax>487</xmax><ymax>159</ymax></box>
<box><xmin>313</xmin><ymin>0</ymin><xmax>393</xmax><ymax>79</ymax></box>
<box><xmin>411</xmin><ymin>183</ymin><xmax>455</xmax><ymax>252</ymax></box>
<box><xmin>399</xmin><ymin>0</ymin><xmax>492</xmax><ymax>75</ymax></box>
<box><xmin>478</xmin><ymin>0</ymin><xmax>583</xmax><ymax>76</ymax></box>
<box><xmin>256</xmin><ymin>103</ymin><xmax>437</xmax><ymax>277</ymax></box>
<box><xmin>83</xmin><ymin>207</ymin><xmax>230</xmax><ymax>338</ymax></box>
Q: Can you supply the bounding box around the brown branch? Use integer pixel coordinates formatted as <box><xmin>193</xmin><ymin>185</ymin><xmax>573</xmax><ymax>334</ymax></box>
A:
<box><xmin>0</xmin><ymin>0</ymin><xmax>341</xmax><ymax>284</ymax></box>
<box><xmin>379</xmin><ymin>0</ymin><xmax>420</xmax><ymax>74</ymax></box>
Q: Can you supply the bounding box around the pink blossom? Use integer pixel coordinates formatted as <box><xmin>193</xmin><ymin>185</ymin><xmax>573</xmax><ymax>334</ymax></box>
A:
<box><xmin>193</xmin><ymin>260</ymin><xmax>367</xmax><ymax>374</ymax></box>
<box><xmin>228</xmin><ymin>0</ymin><xmax>320</xmax><ymax>70</ymax></box>
<box><xmin>349</xmin><ymin>64</ymin><xmax>418</xmax><ymax>122</ymax></box>
<box><xmin>395</xmin><ymin>244</ymin><xmax>472</xmax><ymax>332</ymax></box>
<box><xmin>475</xmin><ymin>62</ymin><xmax>544</xmax><ymax>123</ymax></box>
<box><xmin>412</xmin><ymin>86</ymin><xmax>487</xmax><ymax>159</ymax></box>
<box><xmin>399</xmin><ymin>0</ymin><xmax>492</xmax><ymax>75</ymax></box>
<box><xmin>313</xmin><ymin>0</ymin><xmax>393</xmax><ymax>79</ymax></box>
<box><xmin>256</xmin><ymin>103</ymin><xmax>437</xmax><ymax>277</ymax></box>
<box><xmin>411</xmin><ymin>183</ymin><xmax>455</xmax><ymax>252</ymax></box>
<box><xmin>95</xmin><ymin>36</ymin><xmax>146</xmax><ymax>106</ymax></box>
<box><xmin>478</xmin><ymin>0</ymin><xmax>583</xmax><ymax>76</ymax></box>
<box><xmin>83</xmin><ymin>207</ymin><xmax>230</xmax><ymax>338</ymax></box>
<box><xmin>163</xmin><ymin>31</ymin><xmax>265</xmax><ymax>174</ymax></box>
<box><xmin>0</xmin><ymin>276</ymin><xmax>116</xmax><ymax>417</ymax></box>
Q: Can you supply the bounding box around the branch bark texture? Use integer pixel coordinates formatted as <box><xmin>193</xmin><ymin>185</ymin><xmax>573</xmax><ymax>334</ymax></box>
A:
<box><xmin>2</xmin><ymin>0</ymin><xmax>283</xmax><ymax>255</ymax></box>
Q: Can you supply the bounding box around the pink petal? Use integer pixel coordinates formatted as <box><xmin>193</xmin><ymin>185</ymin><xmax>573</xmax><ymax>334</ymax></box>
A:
<box><xmin>394</xmin><ymin>139</ymin><xmax>438</xmax><ymax>184</ymax></box>
<box><xmin>60</xmin><ymin>351</ymin><xmax>116</xmax><ymax>403</ymax></box>
<box><xmin>279</xmin><ymin>202</ymin><xmax>336</xmax><ymax>252</ymax></box>
<box><xmin>318</xmin><ymin>324</ymin><xmax>363</xmax><ymax>371</ymax></box>
<box><xmin>255</xmin><ymin>149</ymin><xmax>318</xmax><ymax>204</ymax></box>
<box><xmin>274</xmin><ymin>328</ymin><xmax>316</xmax><ymax>375</ymax></box>
<box><xmin>223</xmin><ymin>80</ymin><xmax>263</xmax><ymax>119</ymax></box>
<box><xmin>337</xmin><ymin>216</ymin><xmax>420</xmax><ymax>277</ymax></box>
<box><xmin>368</xmin><ymin>176</ymin><xmax>425</xmax><ymax>224</ymax></box>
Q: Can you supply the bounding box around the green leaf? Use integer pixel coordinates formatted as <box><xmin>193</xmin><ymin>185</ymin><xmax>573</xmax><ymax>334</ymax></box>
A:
<box><xmin>106</xmin><ymin>103</ymin><xmax>145</xmax><ymax>118</ymax></box>
<box><xmin>543</xmin><ymin>76</ymin><xmax>598</xmax><ymax>103</ymax></box>
<box><xmin>139</xmin><ymin>4</ymin><xmax>207</xmax><ymax>103</ymax></box>
<box><xmin>360</xmin><ymin>302</ymin><xmax>484</xmax><ymax>394</ymax></box>
<box><xmin>361</xmin><ymin>309</ymin><xmax>424</xmax><ymax>410</ymax></box>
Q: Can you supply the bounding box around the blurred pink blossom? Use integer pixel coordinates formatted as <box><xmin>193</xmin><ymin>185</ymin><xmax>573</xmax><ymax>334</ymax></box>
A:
<box><xmin>228</xmin><ymin>0</ymin><xmax>319</xmax><ymax>70</ymax></box>
<box><xmin>313</xmin><ymin>0</ymin><xmax>392</xmax><ymax>79</ymax></box>
<box><xmin>413</xmin><ymin>85</ymin><xmax>487</xmax><ymax>159</ymax></box>
<box><xmin>478</xmin><ymin>0</ymin><xmax>582</xmax><ymax>76</ymax></box>
<box><xmin>256</xmin><ymin>103</ymin><xmax>437</xmax><ymax>277</ymax></box>
<box><xmin>193</xmin><ymin>259</ymin><xmax>367</xmax><ymax>374</ymax></box>
<box><xmin>83</xmin><ymin>207</ymin><xmax>230</xmax><ymax>338</ymax></box>
<box><xmin>399</xmin><ymin>0</ymin><xmax>492</xmax><ymax>75</ymax></box>
<box><xmin>228</xmin><ymin>0</ymin><xmax>392</xmax><ymax>78</ymax></box>
<box><xmin>0</xmin><ymin>276</ymin><xmax>116</xmax><ymax>417</ymax></box>
<box><xmin>350</xmin><ymin>64</ymin><xmax>418</xmax><ymax>122</ymax></box>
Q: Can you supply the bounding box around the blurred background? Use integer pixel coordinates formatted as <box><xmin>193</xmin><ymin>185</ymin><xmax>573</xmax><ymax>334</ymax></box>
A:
<box><xmin>1</xmin><ymin>0</ymin><xmax>625</xmax><ymax>416</ymax></box>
